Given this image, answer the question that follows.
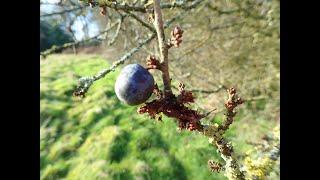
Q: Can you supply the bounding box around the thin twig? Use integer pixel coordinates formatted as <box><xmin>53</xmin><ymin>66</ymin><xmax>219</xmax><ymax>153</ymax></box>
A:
<box><xmin>172</xmin><ymin>84</ymin><xmax>227</xmax><ymax>94</ymax></box>
<box><xmin>160</xmin><ymin>0</ymin><xmax>204</xmax><ymax>10</ymax></box>
<box><xmin>83</xmin><ymin>0</ymin><xmax>205</xmax><ymax>13</ymax></box>
<box><xmin>94</xmin><ymin>34</ymin><xmax>156</xmax><ymax>80</ymax></box>
<box><xmin>40</xmin><ymin>6</ymin><xmax>84</xmax><ymax>17</ymax></box>
<box><xmin>245</xmin><ymin>96</ymin><xmax>267</xmax><ymax>102</ymax></box>
<box><xmin>108</xmin><ymin>17</ymin><xmax>123</xmax><ymax>46</ymax></box>
<box><xmin>125</xmin><ymin>11</ymin><xmax>156</xmax><ymax>33</ymax></box>
<box><xmin>220</xmin><ymin>88</ymin><xmax>244</xmax><ymax>131</ymax></box>
<box><xmin>40</xmin><ymin>19</ymin><xmax>121</xmax><ymax>57</ymax></box>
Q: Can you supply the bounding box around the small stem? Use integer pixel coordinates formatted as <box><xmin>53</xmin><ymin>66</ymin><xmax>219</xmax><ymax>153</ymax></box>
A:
<box><xmin>201</xmin><ymin>88</ymin><xmax>246</xmax><ymax>179</ymax></box>
<box><xmin>153</xmin><ymin>0</ymin><xmax>173</xmax><ymax>97</ymax></box>
<box><xmin>125</xmin><ymin>11</ymin><xmax>156</xmax><ymax>33</ymax></box>
<box><xmin>220</xmin><ymin>88</ymin><xmax>244</xmax><ymax>131</ymax></box>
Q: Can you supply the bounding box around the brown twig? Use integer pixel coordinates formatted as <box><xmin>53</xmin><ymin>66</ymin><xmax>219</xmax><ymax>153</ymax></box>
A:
<box><xmin>172</xmin><ymin>84</ymin><xmax>227</xmax><ymax>94</ymax></box>
<box><xmin>220</xmin><ymin>88</ymin><xmax>245</xmax><ymax>131</ymax></box>
<box><xmin>107</xmin><ymin>16</ymin><xmax>123</xmax><ymax>46</ymax></box>
<box><xmin>153</xmin><ymin>0</ymin><xmax>173</xmax><ymax>97</ymax></box>
<box><xmin>125</xmin><ymin>11</ymin><xmax>156</xmax><ymax>33</ymax></box>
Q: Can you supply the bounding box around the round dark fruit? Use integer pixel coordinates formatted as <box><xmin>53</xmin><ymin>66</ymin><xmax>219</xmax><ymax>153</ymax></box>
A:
<box><xmin>115</xmin><ymin>64</ymin><xmax>154</xmax><ymax>105</ymax></box>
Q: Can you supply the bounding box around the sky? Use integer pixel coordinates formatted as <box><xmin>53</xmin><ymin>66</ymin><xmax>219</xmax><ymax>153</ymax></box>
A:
<box><xmin>41</xmin><ymin>0</ymin><xmax>99</xmax><ymax>41</ymax></box>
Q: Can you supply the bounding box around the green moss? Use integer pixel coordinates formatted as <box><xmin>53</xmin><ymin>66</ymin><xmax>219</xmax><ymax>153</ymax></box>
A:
<box><xmin>66</xmin><ymin>126</ymin><xmax>122</xmax><ymax>179</ymax></box>
<box><xmin>129</xmin><ymin>128</ymin><xmax>168</xmax><ymax>154</ymax></box>
<box><xmin>108</xmin><ymin>130</ymin><xmax>130</xmax><ymax>162</ymax></box>
<box><xmin>41</xmin><ymin>160</ymin><xmax>69</xmax><ymax>180</ymax></box>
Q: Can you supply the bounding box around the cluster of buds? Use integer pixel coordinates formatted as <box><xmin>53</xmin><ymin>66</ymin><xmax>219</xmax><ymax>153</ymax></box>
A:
<box><xmin>208</xmin><ymin>160</ymin><xmax>223</xmax><ymax>173</ymax></box>
<box><xmin>141</xmin><ymin>57</ymin><xmax>206</xmax><ymax>132</ymax></box>
<box><xmin>176</xmin><ymin>82</ymin><xmax>194</xmax><ymax>104</ymax></box>
<box><xmin>168</xmin><ymin>26</ymin><xmax>184</xmax><ymax>48</ymax></box>
<box><xmin>146</xmin><ymin>55</ymin><xmax>162</xmax><ymax>70</ymax></box>
<box><xmin>187</xmin><ymin>122</ymin><xmax>198</xmax><ymax>131</ymax></box>
<box><xmin>177</xmin><ymin>111</ymin><xmax>204</xmax><ymax>131</ymax></box>
<box><xmin>138</xmin><ymin>89</ymin><xmax>205</xmax><ymax>132</ymax></box>
<box><xmin>225</xmin><ymin>87</ymin><xmax>244</xmax><ymax>110</ymax></box>
<box><xmin>137</xmin><ymin>100</ymin><xmax>161</xmax><ymax>119</ymax></box>
<box><xmin>178</xmin><ymin>121</ymin><xmax>200</xmax><ymax>131</ymax></box>
<box><xmin>218</xmin><ymin>87</ymin><xmax>244</xmax><ymax>131</ymax></box>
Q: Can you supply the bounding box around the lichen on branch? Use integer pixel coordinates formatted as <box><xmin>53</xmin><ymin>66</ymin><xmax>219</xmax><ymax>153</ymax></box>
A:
<box><xmin>201</xmin><ymin>88</ymin><xmax>246</xmax><ymax>180</ymax></box>
<box><xmin>243</xmin><ymin>126</ymin><xmax>280</xmax><ymax>179</ymax></box>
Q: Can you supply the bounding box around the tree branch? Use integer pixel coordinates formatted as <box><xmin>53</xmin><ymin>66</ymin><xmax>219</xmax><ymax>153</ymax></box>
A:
<box><xmin>94</xmin><ymin>34</ymin><xmax>156</xmax><ymax>81</ymax></box>
<box><xmin>172</xmin><ymin>84</ymin><xmax>227</xmax><ymax>94</ymax></box>
<box><xmin>202</xmin><ymin>88</ymin><xmax>246</xmax><ymax>179</ymax></box>
<box><xmin>40</xmin><ymin>19</ymin><xmax>121</xmax><ymax>57</ymax></box>
<box><xmin>107</xmin><ymin>17</ymin><xmax>124</xmax><ymax>46</ymax></box>
<box><xmin>99</xmin><ymin>1</ymin><xmax>146</xmax><ymax>13</ymax></box>
<box><xmin>206</xmin><ymin>3</ymin><xmax>240</xmax><ymax>15</ymax></box>
<box><xmin>160</xmin><ymin>0</ymin><xmax>204</xmax><ymax>10</ymax></box>
<box><xmin>153</xmin><ymin>0</ymin><xmax>173</xmax><ymax>97</ymax></box>
<box><xmin>82</xmin><ymin>0</ymin><xmax>205</xmax><ymax>13</ymax></box>
<box><xmin>40</xmin><ymin>6</ymin><xmax>187</xmax><ymax>58</ymax></box>
<box><xmin>190</xmin><ymin>86</ymin><xmax>227</xmax><ymax>94</ymax></box>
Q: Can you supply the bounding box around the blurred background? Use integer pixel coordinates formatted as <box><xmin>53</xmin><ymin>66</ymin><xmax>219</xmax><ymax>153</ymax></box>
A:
<box><xmin>40</xmin><ymin>0</ymin><xmax>279</xmax><ymax>179</ymax></box>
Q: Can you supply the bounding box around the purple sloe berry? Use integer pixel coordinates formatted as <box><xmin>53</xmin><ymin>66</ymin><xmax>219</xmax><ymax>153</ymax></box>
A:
<box><xmin>115</xmin><ymin>64</ymin><xmax>155</xmax><ymax>105</ymax></box>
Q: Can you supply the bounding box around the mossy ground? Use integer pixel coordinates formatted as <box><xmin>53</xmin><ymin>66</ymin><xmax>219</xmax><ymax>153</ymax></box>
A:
<box><xmin>40</xmin><ymin>54</ymin><xmax>278</xmax><ymax>180</ymax></box>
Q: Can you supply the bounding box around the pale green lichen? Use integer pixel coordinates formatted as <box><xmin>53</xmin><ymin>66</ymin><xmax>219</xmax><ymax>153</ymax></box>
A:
<box><xmin>243</xmin><ymin>126</ymin><xmax>280</xmax><ymax>180</ymax></box>
<box><xmin>202</xmin><ymin>124</ymin><xmax>245</xmax><ymax>180</ymax></box>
